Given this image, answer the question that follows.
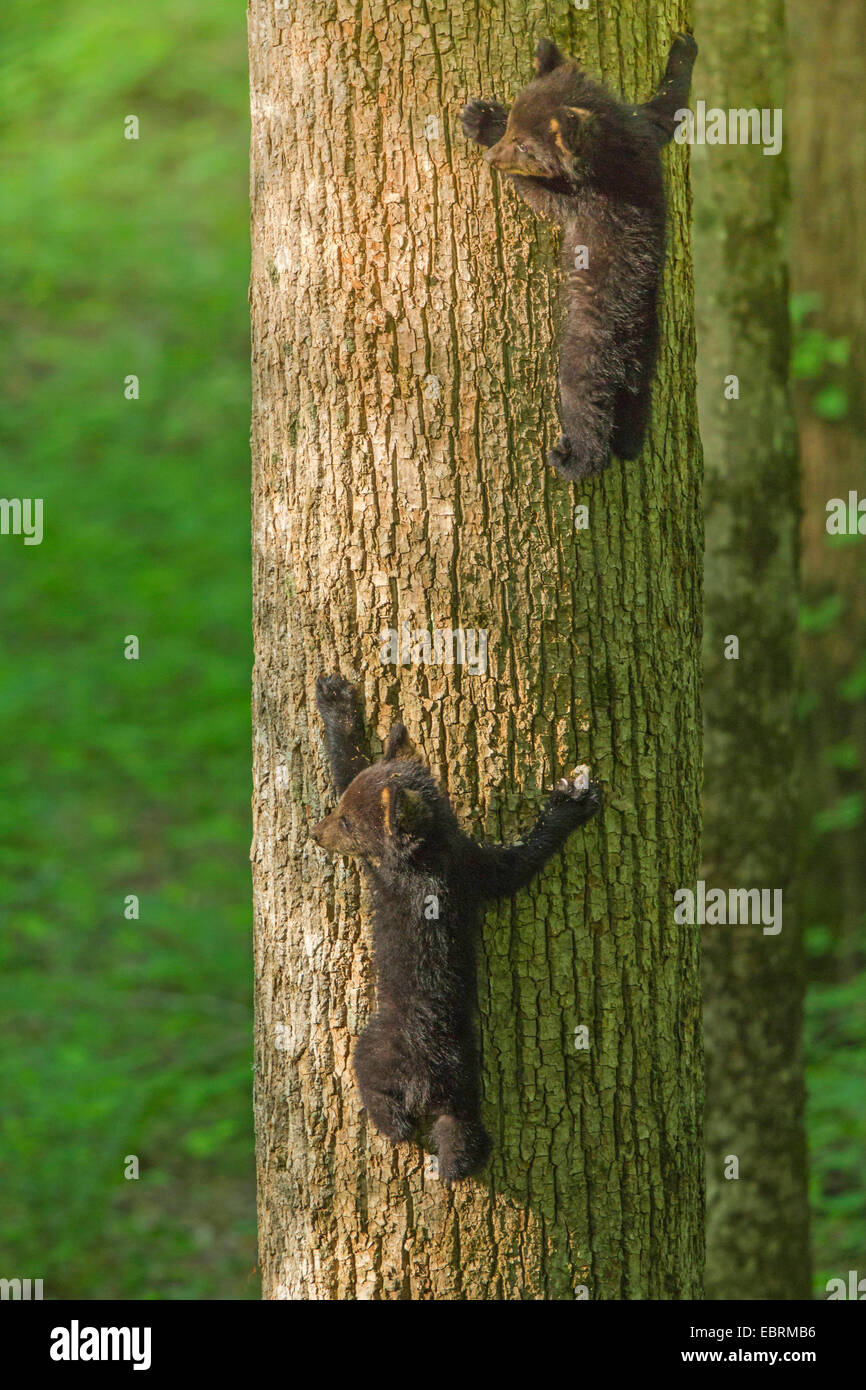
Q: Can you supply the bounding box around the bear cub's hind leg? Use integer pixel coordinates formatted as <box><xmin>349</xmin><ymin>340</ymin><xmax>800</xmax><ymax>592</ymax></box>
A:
<box><xmin>431</xmin><ymin>1112</ymin><xmax>492</xmax><ymax>1187</ymax></box>
<box><xmin>354</xmin><ymin>1021</ymin><xmax>417</xmax><ymax>1144</ymax></box>
<box><xmin>359</xmin><ymin>1084</ymin><xmax>416</xmax><ymax>1145</ymax></box>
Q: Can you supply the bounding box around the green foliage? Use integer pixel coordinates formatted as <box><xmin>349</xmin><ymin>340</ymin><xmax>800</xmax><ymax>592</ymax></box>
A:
<box><xmin>0</xmin><ymin>0</ymin><xmax>256</xmax><ymax>1297</ymax></box>
<box><xmin>812</xmin><ymin>794</ymin><xmax>865</xmax><ymax>835</ymax></box>
<box><xmin>840</xmin><ymin>657</ymin><xmax>866</xmax><ymax>702</ymax></box>
<box><xmin>791</xmin><ymin>286</ymin><xmax>866</xmax><ymax>1294</ymax></box>
<box><xmin>798</xmin><ymin>594</ymin><xmax>845</xmax><ymax>634</ymax></box>
<box><xmin>807</xmin><ymin>977</ymin><xmax>866</xmax><ymax>1293</ymax></box>
<box><xmin>791</xmin><ymin>292</ymin><xmax>851</xmax><ymax>421</ymax></box>
<box><xmin>805</xmin><ymin>924</ymin><xmax>834</xmax><ymax>959</ymax></box>
<box><xmin>822</xmin><ymin>739</ymin><xmax>860</xmax><ymax>772</ymax></box>
<box><xmin>812</xmin><ymin>384</ymin><xmax>850</xmax><ymax>422</ymax></box>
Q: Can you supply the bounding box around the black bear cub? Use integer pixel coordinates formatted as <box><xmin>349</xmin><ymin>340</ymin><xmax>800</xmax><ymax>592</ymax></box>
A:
<box><xmin>461</xmin><ymin>33</ymin><xmax>698</xmax><ymax>480</ymax></box>
<box><xmin>311</xmin><ymin>674</ymin><xmax>603</xmax><ymax>1185</ymax></box>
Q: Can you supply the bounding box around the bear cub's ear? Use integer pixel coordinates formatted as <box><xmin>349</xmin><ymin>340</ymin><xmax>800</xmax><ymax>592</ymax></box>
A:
<box><xmin>383</xmin><ymin>722</ymin><xmax>413</xmax><ymax>761</ymax></box>
<box><xmin>381</xmin><ymin>783</ymin><xmax>431</xmax><ymax>840</ymax></box>
<box><xmin>534</xmin><ymin>38</ymin><xmax>565</xmax><ymax>78</ymax></box>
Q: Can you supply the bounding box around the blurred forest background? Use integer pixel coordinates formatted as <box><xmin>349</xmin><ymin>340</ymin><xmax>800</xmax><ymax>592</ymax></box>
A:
<box><xmin>0</xmin><ymin>0</ymin><xmax>255</xmax><ymax>1297</ymax></box>
<box><xmin>0</xmin><ymin>0</ymin><xmax>862</xmax><ymax>1297</ymax></box>
<box><xmin>788</xmin><ymin>0</ymin><xmax>866</xmax><ymax>1293</ymax></box>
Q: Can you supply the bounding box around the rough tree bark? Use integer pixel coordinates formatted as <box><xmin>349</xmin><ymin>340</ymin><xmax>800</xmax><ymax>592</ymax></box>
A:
<box><xmin>250</xmin><ymin>0</ymin><xmax>703</xmax><ymax>1300</ymax></box>
<box><xmin>693</xmin><ymin>0</ymin><xmax>811</xmax><ymax>1299</ymax></box>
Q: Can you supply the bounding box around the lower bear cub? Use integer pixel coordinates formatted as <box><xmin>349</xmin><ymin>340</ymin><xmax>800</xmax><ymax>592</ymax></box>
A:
<box><xmin>311</xmin><ymin>674</ymin><xmax>603</xmax><ymax>1185</ymax></box>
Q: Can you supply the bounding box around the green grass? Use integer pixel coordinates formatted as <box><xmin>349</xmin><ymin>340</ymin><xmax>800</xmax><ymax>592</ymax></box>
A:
<box><xmin>0</xmin><ymin>0</ymin><xmax>256</xmax><ymax>1297</ymax></box>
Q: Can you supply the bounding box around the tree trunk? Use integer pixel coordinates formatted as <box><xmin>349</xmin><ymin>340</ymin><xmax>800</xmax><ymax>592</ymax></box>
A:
<box><xmin>693</xmin><ymin>0</ymin><xmax>811</xmax><ymax>1299</ymax></box>
<box><xmin>249</xmin><ymin>0</ymin><xmax>703</xmax><ymax>1300</ymax></box>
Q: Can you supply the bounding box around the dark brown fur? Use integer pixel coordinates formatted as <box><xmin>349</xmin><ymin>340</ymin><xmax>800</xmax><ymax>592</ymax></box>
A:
<box><xmin>311</xmin><ymin>674</ymin><xmax>603</xmax><ymax>1184</ymax></box>
<box><xmin>461</xmin><ymin>34</ymin><xmax>697</xmax><ymax>480</ymax></box>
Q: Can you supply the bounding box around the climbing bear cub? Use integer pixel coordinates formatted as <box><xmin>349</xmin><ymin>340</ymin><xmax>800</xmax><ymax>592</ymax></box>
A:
<box><xmin>311</xmin><ymin>674</ymin><xmax>603</xmax><ymax>1184</ymax></box>
<box><xmin>461</xmin><ymin>33</ymin><xmax>698</xmax><ymax>480</ymax></box>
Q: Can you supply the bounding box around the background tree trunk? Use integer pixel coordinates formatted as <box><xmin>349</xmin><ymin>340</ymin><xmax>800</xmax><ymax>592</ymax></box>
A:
<box><xmin>786</xmin><ymin>0</ymin><xmax>866</xmax><ymax>1284</ymax></box>
<box><xmin>787</xmin><ymin>0</ymin><xmax>866</xmax><ymax>974</ymax></box>
<box><xmin>249</xmin><ymin>0</ymin><xmax>703</xmax><ymax>1300</ymax></box>
<box><xmin>693</xmin><ymin>0</ymin><xmax>811</xmax><ymax>1299</ymax></box>
<box><xmin>788</xmin><ymin>0</ymin><xmax>866</xmax><ymax>593</ymax></box>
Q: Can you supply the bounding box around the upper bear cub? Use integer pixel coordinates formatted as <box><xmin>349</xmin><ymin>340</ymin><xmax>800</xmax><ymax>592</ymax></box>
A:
<box><xmin>311</xmin><ymin>673</ymin><xmax>603</xmax><ymax>1185</ymax></box>
<box><xmin>461</xmin><ymin>33</ymin><xmax>698</xmax><ymax>480</ymax></box>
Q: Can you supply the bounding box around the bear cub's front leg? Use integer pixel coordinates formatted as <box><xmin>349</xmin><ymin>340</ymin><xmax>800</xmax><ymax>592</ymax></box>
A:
<box><xmin>315</xmin><ymin>672</ymin><xmax>369</xmax><ymax>796</ymax></box>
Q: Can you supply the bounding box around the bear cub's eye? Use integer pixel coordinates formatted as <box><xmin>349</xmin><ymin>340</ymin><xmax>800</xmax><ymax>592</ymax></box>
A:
<box><xmin>340</xmin><ymin>815</ymin><xmax>352</xmax><ymax>831</ymax></box>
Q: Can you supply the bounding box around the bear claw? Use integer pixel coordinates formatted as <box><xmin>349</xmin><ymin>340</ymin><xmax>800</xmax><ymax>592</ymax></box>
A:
<box><xmin>556</xmin><ymin>764</ymin><xmax>592</xmax><ymax>797</ymax></box>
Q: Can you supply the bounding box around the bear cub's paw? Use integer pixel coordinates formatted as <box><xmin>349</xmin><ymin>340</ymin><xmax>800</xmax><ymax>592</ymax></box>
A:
<box><xmin>547</xmin><ymin>434</ymin><xmax>576</xmax><ymax>477</ymax></box>
<box><xmin>670</xmin><ymin>33</ymin><xmax>698</xmax><ymax>66</ymax></box>
<box><xmin>460</xmin><ymin>97</ymin><xmax>506</xmax><ymax>146</ymax></box>
<box><xmin>432</xmin><ymin>1115</ymin><xmax>492</xmax><ymax>1188</ymax></box>
<box><xmin>548</xmin><ymin>434</ymin><xmax>611</xmax><ymax>481</ymax></box>
<box><xmin>460</xmin><ymin>98</ymin><xmax>489</xmax><ymax>141</ymax></box>
<box><xmin>557</xmin><ymin>764</ymin><xmax>592</xmax><ymax>797</ymax></box>
<box><xmin>555</xmin><ymin>765</ymin><xmax>604</xmax><ymax>817</ymax></box>
<box><xmin>315</xmin><ymin>672</ymin><xmax>358</xmax><ymax>725</ymax></box>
